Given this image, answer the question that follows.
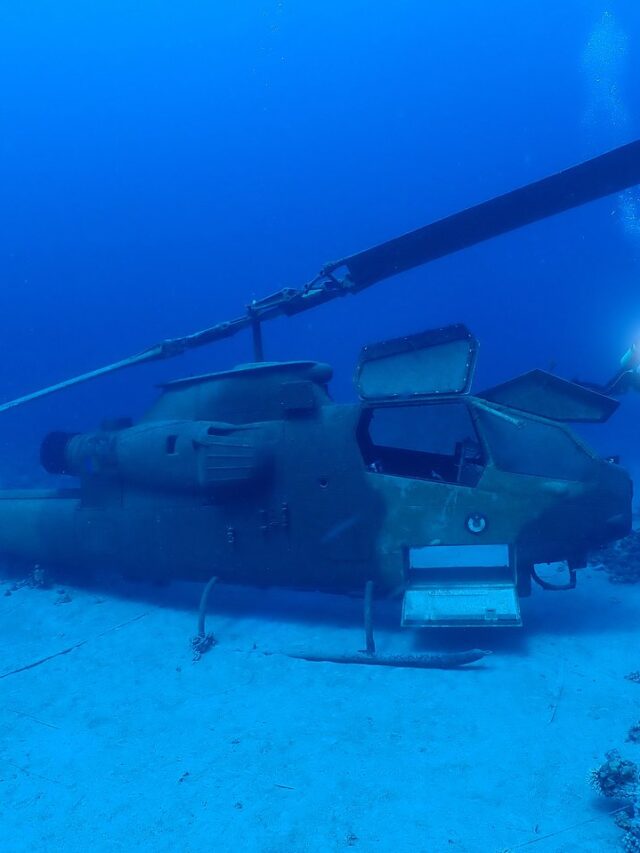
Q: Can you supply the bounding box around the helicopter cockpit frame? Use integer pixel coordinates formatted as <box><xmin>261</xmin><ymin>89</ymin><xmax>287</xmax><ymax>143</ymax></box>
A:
<box><xmin>348</xmin><ymin>323</ymin><xmax>630</xmax><ymax>628</ymax></box>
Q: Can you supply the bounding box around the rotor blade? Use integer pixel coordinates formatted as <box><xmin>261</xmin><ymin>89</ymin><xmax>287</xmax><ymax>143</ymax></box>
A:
<box><xmin>0</xmin><ymin>346</ymin><xmax>166</xmax><ymax>414</ymax></box>
<box><xmin>0</xmin><ymin>311</ymin><xmax>252</xmax><ymax>414</ymax></box>
<box><xmin>2</xmin><ymin>139</ymin><xmax>639</xmax><ymax>415</ymax></box>
<box><xmin>334</xmin><ymin>138</ymin><xmax>640</xmax><ymax>289</ymax></box>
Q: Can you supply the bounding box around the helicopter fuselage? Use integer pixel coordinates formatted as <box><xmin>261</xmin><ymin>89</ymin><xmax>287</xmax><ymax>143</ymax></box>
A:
<box><xmin>0</xmin><ymin>343</ymin><xmax>630</xmax><ymax>628</ymax></box>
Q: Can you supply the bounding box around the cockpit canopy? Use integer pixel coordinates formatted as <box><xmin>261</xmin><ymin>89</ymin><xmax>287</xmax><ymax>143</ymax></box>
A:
<box><xmin>355</xmin><ymin>325</ymin><xmax>477</xmax><ymax>403</ymax></box>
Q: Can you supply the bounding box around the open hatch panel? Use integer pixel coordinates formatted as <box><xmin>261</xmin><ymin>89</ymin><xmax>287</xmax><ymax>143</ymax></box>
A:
<box><xmin>478</xmin><ymin>369</ymin><xmax>619</xmax><ymax>422</ymax></box>
<box><xmin>402</xmin><ymin>543</ymin><xmax>521</xmax><ymax>628</ymax></box>
<box><xmin>355</xmin><ymin>325</ymin><xmax>478</xmax><ymax>403</ymax></box>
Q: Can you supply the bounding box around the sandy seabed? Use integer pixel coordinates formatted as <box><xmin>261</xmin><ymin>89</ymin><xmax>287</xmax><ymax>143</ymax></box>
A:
<box><xmin>1</xmin><ymin>562</ymin><xmax>638</xmax><ymax>853</ymax></box>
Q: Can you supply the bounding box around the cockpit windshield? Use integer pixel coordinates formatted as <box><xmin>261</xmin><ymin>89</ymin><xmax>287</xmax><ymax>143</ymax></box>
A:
<box><xmin>358</xmin><ymin>399</ymin><xmax>596</xmax><ymax>485</ymax></box>
<box><xmin>473</xmin><ymin>404</ymin><xmax>594</xmax><ymax>481</ymax></box>
<box><xmin>358</xmin><ymin>402</ymin><xmax>485</xmax><ymax>486</ymax></box>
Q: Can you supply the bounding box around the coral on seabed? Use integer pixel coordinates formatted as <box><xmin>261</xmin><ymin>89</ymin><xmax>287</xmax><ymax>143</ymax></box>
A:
<box><xmin>590</xmin><ymin>530</ymin><xmax>640</xmax><ymax>583</ymax></box>
<box><xmin>6</xmin><ymin>564</ymin><xmax>51</xmax><ymax>591</ymax></box>
<box><xmin>590</xmin><ymin>750</ymin><xmax>638</xmax><ymax>797</ymax></box>
<box><xmin>590</xmin><ymin>750</ymin><xmax>640</xmax><ymax>850</ymax></box>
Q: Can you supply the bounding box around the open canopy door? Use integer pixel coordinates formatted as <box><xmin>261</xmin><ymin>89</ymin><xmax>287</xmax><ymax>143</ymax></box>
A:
<box><xmin>355</xmin><ymin>324</ymin><xmax>478</xmax><ymax>403</ymax></box>
<box><xmin>478</xmin><ymin>369</ymin><xmax>619</xmax><ymax>422</ymax></box>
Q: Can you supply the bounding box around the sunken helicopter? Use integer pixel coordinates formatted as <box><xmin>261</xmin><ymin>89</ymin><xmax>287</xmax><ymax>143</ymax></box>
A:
<box><xmin>1</xmin><ymin>140</ymin><xmax>640</xmax><ymax>657</ymax></box>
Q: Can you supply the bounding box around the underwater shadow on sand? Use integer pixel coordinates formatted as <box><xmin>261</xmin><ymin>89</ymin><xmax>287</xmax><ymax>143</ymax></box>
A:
<box><xmin>2</xmin><ymin>559</ymin><xmax>638</xmax><ymax>662</ymax></box>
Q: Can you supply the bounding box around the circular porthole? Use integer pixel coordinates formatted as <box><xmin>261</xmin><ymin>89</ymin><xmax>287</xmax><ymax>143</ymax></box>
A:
<box><xmin>466</xmin><ymin>513</ymin><xmax>487</xmax><ymax>534</ymax></box>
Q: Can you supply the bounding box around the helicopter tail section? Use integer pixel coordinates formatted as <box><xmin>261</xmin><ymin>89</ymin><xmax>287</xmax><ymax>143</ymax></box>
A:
<box><xmin>0</xmin><ymin>490</ymin><xmax>80</xmax><ymax>567</ymax></box>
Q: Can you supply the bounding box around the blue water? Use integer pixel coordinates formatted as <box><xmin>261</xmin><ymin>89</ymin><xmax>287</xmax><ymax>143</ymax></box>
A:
<box><xmin>1</xmin><ymin>1</ymin><xmax>639</xmax><ymax>472</ymax></box>
<box><xmin>2</xmin><ymin>4</ymin><xmax>640</xmax><ymax>850</ymax></box>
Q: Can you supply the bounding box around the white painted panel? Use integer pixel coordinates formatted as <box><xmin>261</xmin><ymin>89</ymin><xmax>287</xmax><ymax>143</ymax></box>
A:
<box><xmin>409</xmin><ymin>543</ymin><xmax>510</xmax><ymax>569</ymax></box>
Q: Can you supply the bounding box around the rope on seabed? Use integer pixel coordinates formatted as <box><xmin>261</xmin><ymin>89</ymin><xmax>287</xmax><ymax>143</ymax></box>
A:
<box><xmin>500</xmin><ymin>804</ymin><xmax>629</xmax><ymax>851</ymax></box>
<box><xmin>197</xmin><ymin>575</ymin><xmax>218</xmax><ymax>639</ymax></box>
<box><xmin>0</xmin><ymin>612</ymin><xmax>148</xmax><ymax>679</ymax></box>
<box><xmin>191</xmin><ymin>575</ymin><xmax>218</xmax><ymax>660</ymax></box>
